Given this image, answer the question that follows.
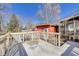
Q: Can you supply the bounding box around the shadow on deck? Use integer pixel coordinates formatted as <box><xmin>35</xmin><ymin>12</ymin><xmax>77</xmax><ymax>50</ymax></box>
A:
<box><xmin>5</xmin><ymin>43</ymin><xmax>28</xmax><ymax>56</ymax></box>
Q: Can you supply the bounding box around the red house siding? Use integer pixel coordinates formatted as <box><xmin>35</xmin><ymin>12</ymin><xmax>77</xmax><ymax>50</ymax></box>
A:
<box><xmin>35</xmin><ymin>24</ymin><xmax>58</xmax><ymax>33</ymax></box>
<box><xmin>48</xmin><ymin>26</ymin><xmax>57</xmax><ymax>32</ymax></box>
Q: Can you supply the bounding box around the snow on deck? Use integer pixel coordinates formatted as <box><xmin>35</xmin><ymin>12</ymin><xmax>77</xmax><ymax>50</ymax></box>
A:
<box><xmin>22</xmin><ymin>40</ymin><xmax>70</xmax><ymax>56</ymax></box>
<box><xmin>61</xmin><ymin>41</ymin><xmax>79</xmax><ymax>56</ymax></box>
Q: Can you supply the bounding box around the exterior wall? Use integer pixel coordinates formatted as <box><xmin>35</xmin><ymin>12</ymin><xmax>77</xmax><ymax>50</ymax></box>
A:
<box><xmin>35</xmin><ymin>28</ymin><xmax>43</xmax><ymax>32</ymax></box>
<box><xmin>35</xmin><ymin>25</ymin><xmax>58</xmax><ymax>32</ymax></box>
<box><xmin>48</xmin><ymin>26</ymin><xmax>57</xmax><ymax>32</ymax></box>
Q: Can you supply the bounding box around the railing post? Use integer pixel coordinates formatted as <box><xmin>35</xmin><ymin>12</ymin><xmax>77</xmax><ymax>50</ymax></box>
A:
<box><xmin>23</xmin><ymin>34</ymin><xmax>24</xmax><ymax>42</ymax></box>
<box><xmin>1</xmin><ymin>43</ymin><xmax>5</xmax><ymax>56</ymax></box>
<box><xmin>6</xmin><ymin>35</ymin><xmax>10</xmax><ymax>49</ymax></box>
<box><xmin>47</xmin><ymin>32</ymin><xmax>48</xmax><ymax>41</ymax></box>
<box><xmin>19</xmin><ymin>34</ymin><xmax>20</xmax><ymax>42</ymax></box>
<box><xmin>53</xmin><ymin>34</ymin><xmax>56</xmax><ymax>46</ymax></box>
<box><xmin>4</xmin><ymin>39</ymin><xmax>7</xmax><ymax>55</ymax></box>
<box><xmin>55</xmin><ymin>35</ymin><xmax>57</xmax><ymax>46</ymax></box>
<box><xmin>58</xmin><ymin>33</ymin><xmax>61</xmax><ymax>46</ymax></box>
<box><xmin>32</xmin><ymin>32</ymin><xmax>33</xmax><ymax>40</ymax></box>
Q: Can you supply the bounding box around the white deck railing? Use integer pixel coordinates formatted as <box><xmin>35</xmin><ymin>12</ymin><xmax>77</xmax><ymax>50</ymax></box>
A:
<box><xmin>0</xmin><ymin>33</ymin><xmax>12</xmax><ymax>56</ymax></box>
<box><xmin>0</xmin><ymin>32</ymin><xmax>61</xmax><ymax>56</ymax></box>
<box><xmin>10</xmin><ymin>32</ymin><xmax>61</xmax><ymax>46</ymax></box>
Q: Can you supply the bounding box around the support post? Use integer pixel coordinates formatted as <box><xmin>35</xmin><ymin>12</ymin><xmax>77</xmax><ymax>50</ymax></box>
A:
<box><xmin>23</xmin><ymin>34</ymin><xmax>24</xmax><ymax>42</ymax></box>
<box><xmin>58</xmin><ymin>22</ymin><xmax>61</xmax><ymax>46</ymax></box>
<box><xmin>6</xmin><ymin>35</ymin><xmax>10</xmax><ymax>48</ymax></box>
<box><xmin>65</xmin><ymin>21</ymin><xmax>66</xmax><ymax>37</ymax></box>
<box><xmin>4</xmin><ymin>40</ymin><xmax>6</xmax><ymax>55</ymax></box>
<box><xmin>32</xmin><ymin>32</ymin><xmax>33</xmax><ymax>40</ymax></box>
<box><xmin>58</xmin><ymin>33</ymin><xmax>60</xmax><ymax>46</ymax></box>
<box><xmin>55</xmin><ymin>35</ymin><xmax>57</xmax><ymax>46</ymax></box>
<box><xmin>74</xmin><ymin>21</ymin><xmax>76</xmax><ymax>41</ymax></box>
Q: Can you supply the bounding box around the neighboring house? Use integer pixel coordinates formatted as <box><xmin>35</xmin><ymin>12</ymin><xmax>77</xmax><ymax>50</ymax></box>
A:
<box><xmin>34</xmin><ymin>24</ymin><xmax>59</xmax><ymax>44</ymax></box>
<box><xmin>35</xmin><ymin>24</ymin><xmax>58</xmax><ymax>33</ymax></box>
<box><xmin>60</xmin><ymin>14</ymin><xmax>79</xmax><ymax>42</ymax></box>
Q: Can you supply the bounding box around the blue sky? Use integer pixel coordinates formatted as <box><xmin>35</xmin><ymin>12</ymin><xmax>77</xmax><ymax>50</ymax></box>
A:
<box><xmin>2</xmin><ymin>3</ymin><xmax>79</xmax><ymax>26</ymax></box>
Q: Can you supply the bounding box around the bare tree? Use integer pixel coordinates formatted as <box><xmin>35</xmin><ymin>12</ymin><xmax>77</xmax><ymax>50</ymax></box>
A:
<box><xmin>0</xmin><ymin>3</ymin><xmax>10</xmax><ymax>34</ymax></box>
<box><xmin>37</xmin><ymin>3</ymin><xmax>61</xmax><ymax>24</ymax></box>
<box><xmin>25</xmin><ymin>17</ymin><xmax>34</xmax><ymax>31</ymax></box>
<box><xmin>0</xmin><ymin>3</ymin><xmax>10</xmax><ymax>10</ymax></box>
<box><xmin>7</xmin><ymin>14</ymin><xmax>20</xmax><ymax>32</ymax></box>
<box><xmin>0</xmin><ymin>13</ymin><xmax>3</xmax><ymax>31</ymax></box>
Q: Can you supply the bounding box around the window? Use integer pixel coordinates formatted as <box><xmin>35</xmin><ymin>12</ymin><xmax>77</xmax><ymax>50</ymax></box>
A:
<box><xmin>76</xmin><ymin>23</ymin><xmax>79</xmax><ymax>30</ymax></box>
<box><xmin>75</xmin><ymin>23</ymin><xmax>79</xmax><ymax>34</ymax></box>
<box><xmin>68</xmin><ymin>24</ymin><xmax>74</xmax><ymax>31</ymax></box>
<box><xmin>44</xmin><ymin>28</ymin><xmax>48</xmax><ymax>32</ymax></box>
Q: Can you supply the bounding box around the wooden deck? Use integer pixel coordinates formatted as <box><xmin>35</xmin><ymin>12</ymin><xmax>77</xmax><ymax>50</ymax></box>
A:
<box><xmin>0</xmin><ymin>32</ymin><xmax>61</xmax><ymax>56</ymax></box>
